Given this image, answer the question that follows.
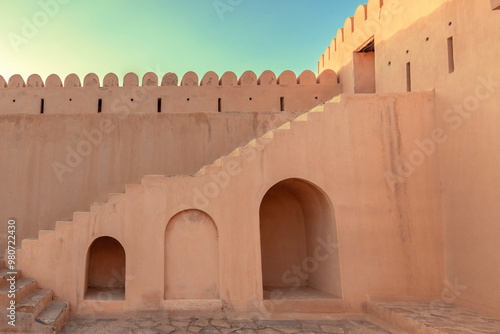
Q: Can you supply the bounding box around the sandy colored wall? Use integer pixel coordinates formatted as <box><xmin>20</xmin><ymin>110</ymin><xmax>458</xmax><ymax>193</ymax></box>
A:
<box><xmin>0</xmin><ymin>112</ymin><xmax>299</xmax><ymax>251</ymax></box>
<box><xmin>164</xmin><ymin>210</ymin><xmax>219</xmax><ymax>300</ymax></box>
<box><xmin>0</xmin><ymin>70</ymin><xmax>341</xmax><ymax>251</ymax></box>
<box><xmin>0</xmin><ymin>70</ymin><xmax>340</xmax><ymax>114</ymax></box>
<box><xmin>17</xmin><ymin>93</ymin><xmax>444</xmax><ymax>314</ymax></box>
<box><xmin>318</xmin><ymin>0</ymin><xmax>500</xmax><ymax>316</ymax></box>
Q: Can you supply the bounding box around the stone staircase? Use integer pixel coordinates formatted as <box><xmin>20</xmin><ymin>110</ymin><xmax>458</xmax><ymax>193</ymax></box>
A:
<box><xmin>0</xmin><ymin>256</ymin><xmax>69</xmax><ymax>333</ymax></box>
<box><xmin>15</xmin><ymin>100</ymin><xmax>335</xmax><ymax>316</ymax></box>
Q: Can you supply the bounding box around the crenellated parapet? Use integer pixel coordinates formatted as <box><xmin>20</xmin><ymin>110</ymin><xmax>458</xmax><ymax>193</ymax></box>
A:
<box><xmin>0</xmin><ymin>70</ymin><xmax>341</xmax><ymax>115</ymax></box>
<box><xmin>317</xmin><ymin>0</ymin><xmax>402</xmax><ymax>75</ymax></box>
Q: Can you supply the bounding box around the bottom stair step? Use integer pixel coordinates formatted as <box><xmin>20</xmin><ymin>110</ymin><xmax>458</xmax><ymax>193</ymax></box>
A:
<box><xmin>35</xmin><ymin>300</ymin><xmax>70</xmax><ymax>332</ymax></box>
<box><xmin>17</xmin><ymin>288</ymin><xmax>53</xmax><ymax>315</ymax></box>
<box><xmin>0</xmin><ymin>278</ymin><xmax>37</xmax><ymax>303</ymax></box>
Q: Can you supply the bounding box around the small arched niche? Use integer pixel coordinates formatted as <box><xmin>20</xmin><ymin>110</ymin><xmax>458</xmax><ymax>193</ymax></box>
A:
<box><xmin>85</xmin><ymin>236</ymin><xmax>126</xmax><ymax>300</ymax></box>
<box><xmin>260</xmin><ymin>178</ymin><xmax>342</xmax><ymax>300</ymax></box>
<box><xmin>165</xmin><ymin>209</ymin><xmax>219</xmax><ymax>300</ymax></box>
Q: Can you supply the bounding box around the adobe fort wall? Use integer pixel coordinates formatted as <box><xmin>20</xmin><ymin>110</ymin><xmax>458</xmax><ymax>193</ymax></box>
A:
<box><xmin>0</xmin><ymin>70</ymin><xmax>340</xmax><ymax>114</ymax></box>
<box><xmin>318</xmin><ymin>0</ymin><xmax>500</xmax><ymax>316</ymax></box>
<box><xmin>0</xmin><ymin>69</ymin><xmax>341</xmax><ymax>251</ymax></box>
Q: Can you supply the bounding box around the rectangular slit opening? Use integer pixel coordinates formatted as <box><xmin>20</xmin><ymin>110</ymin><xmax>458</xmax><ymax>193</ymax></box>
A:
<box><xmin>447</xmin><ymin>37</ymin><xmax>455</xmax><ymax>73</ymax></box>
<box><xmin>98</xmin><ymin>99</ymin><xmax>102</xmax><ymax>113</ymax></box>
<box><xmin>40</xmin><ymin>99</ymin><xmax>44</xmax><ymax>114</ymax></box>
<box><xmin>406</xmin><ymin>62</ymin><xmax>411</xmax><ymax>92</ymax></box>
<box><xmin>157</xmin><ymin>98</ymin><xmax>162</xmax><ymax>113</ymax></box>
<box><xmin>280</xmin><ymin>97</ymin><xmax>285</xmax><ymax>111</ymax></box>
<box><xmin>218</xmin><ymin>98</ymin><xmax>221</xmax><ymax>112</ymax></box>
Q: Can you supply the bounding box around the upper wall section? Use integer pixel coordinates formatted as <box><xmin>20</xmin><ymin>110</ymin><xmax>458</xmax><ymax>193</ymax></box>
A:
<box><xmin>0</xmin><ymin>70</ymin><xmax>341</xmax><ymax>115</ymax></box>
<box><xmin>318</xmin><ymin>0</ymin><xmax>395</xmax><ymax>74</ymax></box>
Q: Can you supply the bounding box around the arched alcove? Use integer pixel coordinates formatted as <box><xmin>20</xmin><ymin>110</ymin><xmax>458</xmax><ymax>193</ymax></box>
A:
<box><xmin>260</xmin><ymin>178</ymin><xmax>342</xmax><ymax>300</ymax></box>
<box><xmin>85</xmin><ymin>236</ymin><xmax>126</xmax><ymax>300</ymax></box>
<box><xmin>164</xmin><ymin>209</ymin><xmax>219</xmax><ymax>299</ymax></box>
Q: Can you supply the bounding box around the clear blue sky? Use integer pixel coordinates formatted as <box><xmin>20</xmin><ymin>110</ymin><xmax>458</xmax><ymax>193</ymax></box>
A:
<box><xmin>0</xmin><ymin>0</ymin><xmax>363</xmax><ymax>81</ymax></box>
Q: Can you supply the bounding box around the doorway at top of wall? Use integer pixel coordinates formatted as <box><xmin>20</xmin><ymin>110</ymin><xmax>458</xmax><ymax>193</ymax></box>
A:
<box><xmin>354</xmin><ymin>36</ymin><xmax>376</xmax><ymax>94</ymax></box>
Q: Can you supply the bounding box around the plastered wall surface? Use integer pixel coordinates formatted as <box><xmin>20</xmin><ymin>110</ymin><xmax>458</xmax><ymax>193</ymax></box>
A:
<box><xmin>318</xmin><ymin>0</ymin><xmax>500</xmax><ymax>316</ymax></box>
<box><xmin>2</xmin><ymin>0</ymin><xmax>499</xmax><ymax>318</ymax></box>
<box><xmin>0</xmin><ymin>70</ymin><xmax>340</xmax><ymax>251</ymax></box>
<box><xmin>17</xmin><ymin>93</ymin><xmax>444</xmax><ymax>314</ymax></box>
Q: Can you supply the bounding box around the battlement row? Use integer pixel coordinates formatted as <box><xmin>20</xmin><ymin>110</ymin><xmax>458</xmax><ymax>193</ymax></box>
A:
<box><xmin>0</xmin><ymin>70</ymin><xmax>341</xmax><ymax>114</ymax></box>
<box><xmin>0</xmin><ymin>70</ymin><xmax>337</xmax><ymax>89</ymax></box>
<box><xmin>318</xmin><ymin>0</ymin><xmax>399</xmax><ymax>72</ymax></box>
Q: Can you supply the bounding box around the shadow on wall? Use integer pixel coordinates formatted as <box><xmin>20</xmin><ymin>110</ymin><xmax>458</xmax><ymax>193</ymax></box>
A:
<box><xmin>259</xmin><ymin>178</ymin><xmax>342</xmax><ymax>300</ymax></box>
<box><xmin>85</xmin><ymin>236</ymin><xmax>126</xmax><ymax>301</ymax></box>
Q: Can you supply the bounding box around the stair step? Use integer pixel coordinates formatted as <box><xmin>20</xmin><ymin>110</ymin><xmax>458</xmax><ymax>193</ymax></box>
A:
<box><xmin>245</xmin><ymin>139</ymin><xmax>257</xmax><ymax>148</ymax></box>
<box><xmin>107</xmin><ymin>193</ymin><xmax>122</xmax><ymax>202</ymax></box>
<box><xmin>262</xmin><ymin>131</ymin><xmax>274</xmax><ymax>139</ymax></box>
<box><xmin>17</xmin><ymin>289</ymin><xmax>53</xmax><ymax>316</ymax></box>
<box><xmin>91</xmin><ymin>202</ymin><xmax>106</xmax><ymax>210</ymax></box>
<box><xmin>35</xmin><ymin>300</ymin><xmax>70</xmax><ymax>332</ymax></box>
<box><xmin>141</xmin><ymin>175</ymin><xmax>165</xmax><ymax>185</ymax></box>
<box><xmin>228</xmin><ymin>149</ymin><xmax>240</xmax><ymax>158</ymax></box>
<box><xmin>0</xmin><ymin>278</ymin><xmax>37</xmax><ymax>303</ymax></box>
<box><xmin>310</xmin><ymin>104</ymin><xmax>325</xmax><ymax>112</ymax></box>
<box><xmin>0</xmin><ymin>269</ymin><xmax>21</xmax><ymax>287</ymax></box>
<box><xmin>55</xmin><ymin>221</ymin><xmax>74</xmax><ymax>231</ymax></box>
<box><xmin>125</xmin><ymin>183</ymin><xmax>142</xmax><ymax>192</ymax></box>
<box><xmin>294</xmin><ymin>113</ymin><xmax>309</xmax><ymax>122</ymax></box>
<box><xmin>212</xmin><ymin>158</ymin><xmax>223</xmax><ymax>166</ymax></box>
<box><xmin>38</xmin><ymin>229</ymin><xmax>56</xmax><ymax>241</ymax></box>
<box><xmin>278</xmin><ymin>122</ymin><xmax>291</xmax><ymax>130</ymax></box>
<box><xmin>198</xmin><ymin>165</ymin><xmax>223</xmax><ymax>175</ymax></box>
<box><xmin>73</xmin><ymin>211</ymin><xmax>90</xmax><ymax>223</ymax></box>
<box><xmin>0</xmin><ymin>269</ymin><xmax>20</xmax><ymax>288</ymax></box>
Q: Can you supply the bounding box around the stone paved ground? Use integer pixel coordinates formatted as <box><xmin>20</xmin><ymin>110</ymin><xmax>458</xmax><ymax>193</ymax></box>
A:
<box><xmin>60</xmin><ymin>316</ymin><xmax>393</xmax><ymax>334</ymax></box>
<box><xmin>372</xmin><ymin>301</ymin><xmax>500</xmax><ymax>333</ymax></box>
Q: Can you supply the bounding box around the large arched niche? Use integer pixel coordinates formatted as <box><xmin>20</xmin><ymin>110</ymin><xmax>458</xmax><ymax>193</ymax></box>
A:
<box><xmin>85</xmin><ymin>236</ymin><xmax>126</xmax><ymax>300</ymax></box>
<box><xmin>259</xmin><ymin>178</ymin><xmax>342</xmax><ymax>300</ymax></box>
<box><xmin>164</xmin><ymin>209</ymin><xmax>219</xmax><ymax>299</ymax></box>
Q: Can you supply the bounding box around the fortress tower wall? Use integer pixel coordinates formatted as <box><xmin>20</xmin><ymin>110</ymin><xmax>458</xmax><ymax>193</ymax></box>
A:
<box><xmin>318</xmin><ymin>0</ymin><xmax>500</xmax><ymax>317</ymax></box>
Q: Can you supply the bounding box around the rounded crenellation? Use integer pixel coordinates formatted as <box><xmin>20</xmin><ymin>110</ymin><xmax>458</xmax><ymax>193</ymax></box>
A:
<box><xmin>0</xmin><ymin>70</ymin><xmax>338</xmax><ymax>89</ymax></box>
<box><xmin>317</xmin><ymin>0</ymin><xmax>387</xmax><ymax>74</ymax></box>
<box><xmin>0</xmin><ymin>70</ymin><xmax>339</xmax><ymax>114</ymax></box>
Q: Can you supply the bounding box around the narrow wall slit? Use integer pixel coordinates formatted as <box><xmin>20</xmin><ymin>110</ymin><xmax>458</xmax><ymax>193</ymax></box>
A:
<box><xmin>280</xmin><ymin>97</ymin><xmax>285</xmax><ymax>112</ymax></box>
<box><xmin>406</xmin><ymin>62</ymin><xmax>412</xmax><ymax>92</ymax></box>
<box><xmin>40</xmin><ymin>99</ymin><xmax>44</xmax><ymax>114</ymax></box>
<box><xmin>98</xmin><ymin>99</ymin><xmax>102</xmax><ymax>113</ymax></box>
<box><xmin>448</xmin><ymin>37</ymin><xmax>455</xmax><ymax>73</ymax></box>
<box><xmin>218</xmin><ymin>98</ymin><xmax>221</xmax><ymax>112</ymax></box>
<box><xmin>158</xmin><ymin>98</ymin><xmax>162</xmax><ymax>113</ymax></box>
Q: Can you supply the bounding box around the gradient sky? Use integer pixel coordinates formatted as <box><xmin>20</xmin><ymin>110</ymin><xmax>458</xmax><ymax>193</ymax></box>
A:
<box><xmin>0</xmin><ymin>0</ymin><xmax>364</xmax><ymax>82</ymax></box>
